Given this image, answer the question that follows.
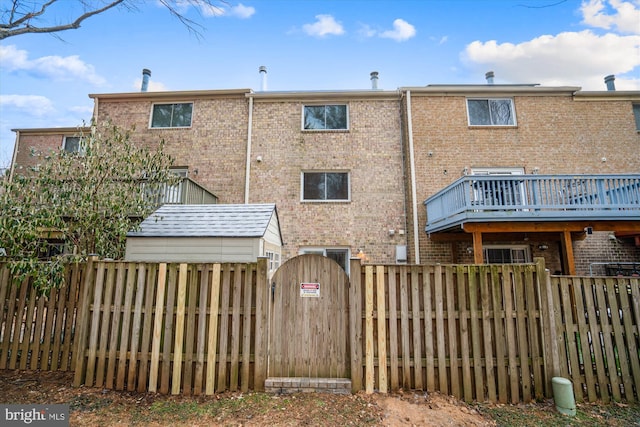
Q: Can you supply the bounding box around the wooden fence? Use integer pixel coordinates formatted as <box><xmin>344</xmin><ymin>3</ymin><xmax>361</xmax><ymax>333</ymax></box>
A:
<box><xmin>0</xmin><ymin>258</ymin><xmax>638</xmax><ymax>403</ymax></box>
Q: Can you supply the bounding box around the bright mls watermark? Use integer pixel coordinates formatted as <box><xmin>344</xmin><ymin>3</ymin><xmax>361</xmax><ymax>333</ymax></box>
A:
<box><xmin>1</xmin><ymin>404</ymin><xmax>68</xmax><ymax>426</ymax></box>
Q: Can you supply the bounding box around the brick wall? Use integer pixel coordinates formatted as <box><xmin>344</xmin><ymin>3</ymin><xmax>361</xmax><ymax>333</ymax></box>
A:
<box><xmin>248</xmin><ymin>97</ymin><xmax>407</xmax><ymax>263</ymax></box>
<box><xmin>407</xmin><ymin>91</ymin><xmax>640</xmax><ymax>266</ymax></box>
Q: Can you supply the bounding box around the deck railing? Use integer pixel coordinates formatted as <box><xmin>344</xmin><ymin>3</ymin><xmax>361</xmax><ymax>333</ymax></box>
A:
<box><xmin>424</xmin><ymin>174</ymin><xmax>640</xmax><ymax>233</ymax></box>
<box><xmin>141</xmin><ymin>177</ymin><xmax>218</xmax><ymax>207</ymax></box>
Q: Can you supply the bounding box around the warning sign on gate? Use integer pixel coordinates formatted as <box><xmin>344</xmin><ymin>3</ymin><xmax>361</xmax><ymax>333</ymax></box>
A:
<box><xmin>300</xmin><ymin>282</ymin><xmax>320</xmax><ymax>298</ymax></box>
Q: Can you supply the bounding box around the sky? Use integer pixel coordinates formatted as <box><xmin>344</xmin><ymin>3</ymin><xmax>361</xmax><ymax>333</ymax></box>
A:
<box><xmin>1</xmin><ymin>0</ymin><xmax>639</xmax><ymax>169</ymax></box>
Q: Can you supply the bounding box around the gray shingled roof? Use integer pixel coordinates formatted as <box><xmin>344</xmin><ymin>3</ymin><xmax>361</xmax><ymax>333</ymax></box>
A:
<box><xmin>128</xmin><ymin>204</ymin><xmax>278</xmax><ymax>238</ymax></box>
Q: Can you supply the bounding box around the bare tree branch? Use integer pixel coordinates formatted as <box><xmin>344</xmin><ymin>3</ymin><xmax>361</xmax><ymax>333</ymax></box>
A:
<box><xmin>0</xmin><ymin>0</ymin><xmax>226</xmax><ymax>40</ymax></box>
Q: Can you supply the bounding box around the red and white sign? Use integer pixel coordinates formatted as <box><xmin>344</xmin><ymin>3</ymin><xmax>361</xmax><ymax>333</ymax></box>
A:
<box><xmin>300</xmin><ymin>282</ymin><xmax>320</xmax><ymax>298</ymax></box>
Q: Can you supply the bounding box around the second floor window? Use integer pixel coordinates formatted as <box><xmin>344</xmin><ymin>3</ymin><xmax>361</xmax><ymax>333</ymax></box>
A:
<box><xmin>303</xmin><ymin>105</ymin><xmax>348</xmax><ymax>130</ymax></box>
<box><xmin>151</xmin><ymin>103</ymin><xmax>193</xmax><ymax>128</ymax></box>
<box><xmin>62</xmin><ymin>136</ymin><xmax>82</xmax><ymax>154</ymax></box>
<box><xmin>467</xmin><ymin>98</ymin><xmax>515</xmax><ymax>126</ymax></box>
<box><xmin>302</xmin><ymin>172</ymin><xmax>349</xmax><ymax>201</ymax></box>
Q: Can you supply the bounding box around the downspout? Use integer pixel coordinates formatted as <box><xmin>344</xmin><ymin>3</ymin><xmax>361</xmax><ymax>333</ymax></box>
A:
<box><xmin>244</xmin><ymin>94</ymin><xmax>254</xmax><ymax>204</ymax></box>
<box><xmin>8</xmin><ymin>130</ymin><xmax>19</xmax><ymax>183</ymax></box>
<box><xmin>406</xmin><ymin>91</ymin><xmax>420</xmax><ymax>264</ymax></box>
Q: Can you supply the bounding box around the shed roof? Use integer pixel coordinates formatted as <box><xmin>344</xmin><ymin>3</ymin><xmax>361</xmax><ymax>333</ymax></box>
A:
<box><xmin>128</xmin><ymin>204</ymin><xmax>279</xmax><ymax>238</ymax></box>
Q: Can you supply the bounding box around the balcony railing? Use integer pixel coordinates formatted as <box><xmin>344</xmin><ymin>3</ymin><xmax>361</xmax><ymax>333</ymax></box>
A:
<box><xmin>142</xmin><ymin>177</ymin><xmax>218</xmax><ymax>207</ymax></box>
<box><xmin>424</xmin><ymin>174</ymin><xmax>640</xmax><ymax>233</ymax></box>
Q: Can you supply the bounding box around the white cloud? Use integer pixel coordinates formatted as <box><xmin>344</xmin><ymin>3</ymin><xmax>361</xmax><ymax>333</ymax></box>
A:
<box><xmin>199</xmin><ymin>2</ymin><xmax>255</xmax><ymax>18</ymax></box>
<box><xmin>461</xmin><ymin>0</ymin><xmax>640</xmax><ymax>90</ymax></box>
<box><xmin>0</xmin><ymin>45</ymin><xmax>105</xmax><ymax>85</ymax></box>
<box><xmin>302</xmin><ymin>15</ymin><xmax>345</xmax><ymax>37</ymax></box>
<box><xmin>462</xmin><ymin>30</ymin><xmax>640</xmax><ymax>89</ymax></box>
<box><xmin>0</xmin><ymin>95</ymin><xmax>55</xmax><ymax>117</ymax></box>
<box><xmin>379</xmin><ymin>19</ymin><xmax>416</xmax><ymax>42</ymax></box>
<box><xmin>581</xmin><ymin>0</ymin><xmax>640</xmax><ymax>34</ymax></box>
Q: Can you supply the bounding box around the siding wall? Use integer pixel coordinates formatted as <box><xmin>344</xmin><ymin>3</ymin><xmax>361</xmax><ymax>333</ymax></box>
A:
<box><xmin>125</xmin><ymin>237</ymin><xmax>261</xmax><ymax>263</ymax></box>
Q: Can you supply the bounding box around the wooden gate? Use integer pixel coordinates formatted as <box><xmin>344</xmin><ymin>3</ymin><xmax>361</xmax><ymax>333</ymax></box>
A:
<box><xmin>268</xmin><ymin>254</ymin><xmax>350</xmax><ymax>378</ymax></box>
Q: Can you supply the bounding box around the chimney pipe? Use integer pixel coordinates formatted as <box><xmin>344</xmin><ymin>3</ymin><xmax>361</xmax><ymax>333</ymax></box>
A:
<box><xmin>485</xmin><ymin>71</ymin><xmax>494</xmax><ymax>84</ymax></box>
<box><xmin>604</xmin><ymin>74</ymin><xmax>615</xmax><ymax>91</ymax></box>
<box><xmin>141</xmin><ymin>68</ymin><xmax>151</xmax><ymax>92</ymax></box>
<box><xmin>370</xmin><ymin>71</ymin><xmax>379</xmax><ymax>90</ymax></box>
<box><xmin>259</xmin><ymin>66</ymin><xmax>267</xmax><ymax>91</ymax></box>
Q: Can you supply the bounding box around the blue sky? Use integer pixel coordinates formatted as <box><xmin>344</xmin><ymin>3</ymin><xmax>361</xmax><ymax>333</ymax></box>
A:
<box><xmin>1</xmin><ymin>0</ymin><xmax>639</xmax><ymax>169</ymax></box>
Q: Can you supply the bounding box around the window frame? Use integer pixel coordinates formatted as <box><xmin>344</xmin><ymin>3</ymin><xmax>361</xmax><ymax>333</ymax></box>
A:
<box><xmin>62</xmin><ymin>136</ymin><xmax>83</xmax><ymax>154</ymax></box>
<box><xmin>149</xmin><ymin>102</ymin><xmax>194</xmax><ymax>129</ymax></box>
<box><xmin>299</xmin><ymin>247</ymin><xmax>350</xmax><ymax>274</ymax></box>
<box><xmin>302</xmin><ymin>104</ymin><xmax>349</xmax><ymax>131</ymax></box>
<box><xmin>301</xmin><ymin>171</ymin><xmax>350</xmax><ymax>202</ymax></box>
<box><xmin>633</xmin><ymin>104</ymin><xmax>640</xmax><ymax>132</ymax></box>
<box><xmin>483</xmin><ymin>245</ymin><xmax>531</xmax><ymax>264</ymax></box>
<box><xmin>466</xmin><ymin>98</ymin><xmax>517</xmax><ymax>127</ymax></box>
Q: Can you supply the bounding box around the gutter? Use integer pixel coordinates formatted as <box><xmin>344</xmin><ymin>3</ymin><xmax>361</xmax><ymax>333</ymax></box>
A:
<box><xmin>244</xmin><ymin>95</ymin><xmax>254</xmax><ymax>204</ymax></box>
<box><xmin>405</xmin><ymin>91</ymin><xmax>420</xmax><ymax>264</ymax></box>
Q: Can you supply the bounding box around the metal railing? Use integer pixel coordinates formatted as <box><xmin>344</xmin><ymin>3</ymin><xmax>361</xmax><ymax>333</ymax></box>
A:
<box><xmin>424</xmin><ymin>174</ymin><xmax>640</xmax><ymax>233</ymax></box>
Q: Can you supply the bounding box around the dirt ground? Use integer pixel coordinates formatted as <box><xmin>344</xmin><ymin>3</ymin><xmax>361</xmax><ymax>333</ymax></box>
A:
<box><xmin>0</xmin><ymin>370</ymin><xmax>495</xmax><ymax>426</ymax></box>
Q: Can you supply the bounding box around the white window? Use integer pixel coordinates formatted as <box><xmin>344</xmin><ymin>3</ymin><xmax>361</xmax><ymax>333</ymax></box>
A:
<box><xmin>303</xmin><ymin>105</ymin><xmax>348</xmax><ymax>130</ymax></box>
<box><xmin>302</xmin><ymin>172</ymin><xmax>350</xmax><ymax>202</ymax></box>
<box><xmin>467</xmin><ymin>98</ymin><xmax>515</xmax><ymax>126</ymax></box>
<box><xmin>62</xmin><ymin>136</ymin><xmax>82</xmax><ymax>154</ymax></box>
<box><xmin>484</xmin><ymin>245</ymin><xmax>531</xmax><ymax>264</ymax></box>
<box><xmin>266</xmin><ymin>251</ymin><xmax>281</xmax><ymax>272</ymax></box>
<box><xmin>471</xmin><ymin>167</ymin><xmax>526</xmax><ymax>208</ymax></box>
<box><xmin>150</xmin><ymin>103</ymin><xmax>193</xmax><ymax>128</ymax></box>
<box><xmin>300</xmin><ymin>247</ymin><xmax>350</xmax><ymax>274</ymax></box>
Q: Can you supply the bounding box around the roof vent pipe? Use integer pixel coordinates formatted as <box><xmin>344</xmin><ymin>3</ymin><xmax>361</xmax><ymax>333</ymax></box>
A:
<box><xmin>604</xmin><ymin>74</ymin><xmax>615</xmax><ymax>91</ymax></box>
<box><xmin>485</xmin><ymin>71</ymin><xmax>495</xmax><ymax>84</ymax></box>
<box><xmin>141</xmin><ymin>68</ymin><xmax>151</xmax><ymax>92</ymax></box>
<box><xmin>259</xmin><ymin>66</ymin><xmax>267</xmax><ymax>91</ymax></box>
<box><xmin>370</xmin><ymin>71</ymin><xmax>379</xmax><ymax>90</ymax></box>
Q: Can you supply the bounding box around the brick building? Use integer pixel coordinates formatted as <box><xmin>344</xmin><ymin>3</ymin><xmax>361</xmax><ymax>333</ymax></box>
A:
<box><xmin>8</xmin><ymin>74</ymin><xmax>640</xmax><ymax>274</ymax></box>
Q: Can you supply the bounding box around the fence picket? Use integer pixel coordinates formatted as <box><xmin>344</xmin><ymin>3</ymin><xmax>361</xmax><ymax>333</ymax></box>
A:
<box><xmin>229</xmin><ymin>264</ymin><xmax>243</xmax><ymax>391</ymax></box>
<box><xmin>136</xmin><ymin>264</ymin><xmax>156</xmax><ymax>392</ymax></box>
<box><xmin>422</xmin><ymin>265</ymin><xmax>435</xmax><ymax>392</ymax></box>
<box><xmin>388</xmin><ymin>266</ymin><xmax>399</xmax><ymax>390</ymax></box>
<box><xmin>365</xmin><ymin>266</ymin><xmax>374</xmax><ymax>393</ymax></box>
<box><xmin>377</xmin><ymin>265</ymin><xmax>388</xmax><ymax>393</ymax></box>
<box><xmin>606</xmin><ymin>278</ymin><xmax>634</xmax><ymax>401</ymax></box>
<box><xmin>457</xmin><ymin>266</ymin><xmax>472</xmax><ymax>402</ymax></box>
<box><xmin>194</xmin><ymin>265</ymin><xmax>210</xmax><ymax>395</ymax></box>
<box><xmin>205</xmin><ymin>263</ymin><xmax>221</xmax><ymax>395</ymax></box>
<box><xmin>149</xmin><ymin>263</ymin><xmax>167</xmax><ymax>393</ymax></box>
<box><xmin>182</xmin><ymin>265</ymin><xmax>199</xmax><ymax>395</ymax></box>
<box><xmin>445</xmin><ymin>267</ymin><xmax>459</xmax><ymax>398</ymax></box>
<box><xmin>106</xmin><ymin>263</ymin><xmax>126</xmax><ymax>389</ymax></box>
<box><xmin>130</xmin><ymin>264</ymin><xmax>149</xmax><ymax>391</ymax></box>
<box><xmin>241</xmin><ymin>264</ymin><xmax>254</xmax><ymax>392</ymax></box>
<box><xmin>171</xmin><ymin>264</ymin><xmax>188</xmax><ymax>395</ymax></box>
<box><xmin>116</xmin><ymin>263</ymin><xmax>137</xmax><ymax>390</ymax></box>
<box><xmin>411</xmin><ymin>266</ymin><xmax>423</xmax><ymax>391</ymax></box>
<box><xmin>490</xmin><ymin>266</ymin><xmax>507</xmax><ymax>404</ymax></box>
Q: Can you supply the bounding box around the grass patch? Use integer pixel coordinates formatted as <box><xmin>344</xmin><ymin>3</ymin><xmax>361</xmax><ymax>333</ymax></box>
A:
<box><xmin>480</xmin><ymin>400</ymin><xmax>640</xmax><ymax>426</ymax></box>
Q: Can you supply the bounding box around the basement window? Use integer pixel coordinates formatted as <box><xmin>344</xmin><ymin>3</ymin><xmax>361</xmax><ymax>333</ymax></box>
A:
<box><xmin>300</xmin><ymin>247</ymin><xmax>350</xmax><ymax>274</ymax></box>
<box><xmin>467</xmin><ymin>98</ymin><xmax>516</xmax><ymax>126</ymax></box>
<box><xmin>303</xmin><ymin>105</ymin><xmax>348</xmax><ymax>130</ymax></box>
<box><xmin>484</xmin><ymin>245</ymin><xmax>531</xmax><ymax>264</ymax></box>
<box><xmin>150</xmin><ymin>103</ymin><xmax>193</xmax><ymax>128</ymax></box>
